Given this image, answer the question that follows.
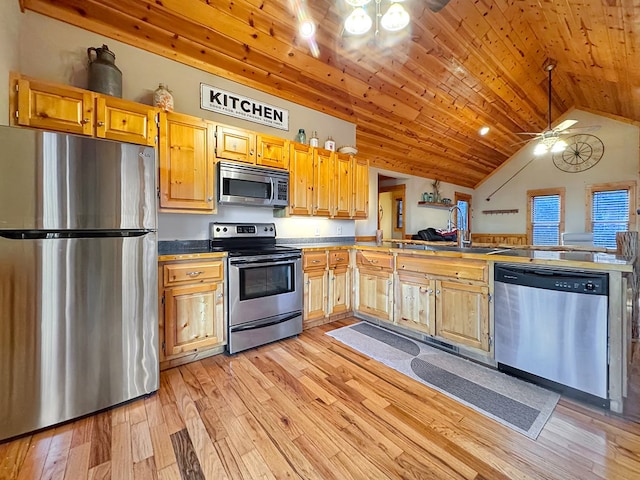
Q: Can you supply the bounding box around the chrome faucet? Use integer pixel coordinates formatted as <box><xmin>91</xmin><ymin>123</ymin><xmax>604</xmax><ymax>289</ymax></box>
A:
<box><xmin>448</xmin><ymin>205</ymin><xmax>471</xmax><ymax>248</ymax></box>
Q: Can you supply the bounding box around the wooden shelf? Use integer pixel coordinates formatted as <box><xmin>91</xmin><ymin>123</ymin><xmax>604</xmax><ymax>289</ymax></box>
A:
<box><xmin>417</xmin><ymin>201</ymin><xmax>451</xmax><ymax>209</ymax></box>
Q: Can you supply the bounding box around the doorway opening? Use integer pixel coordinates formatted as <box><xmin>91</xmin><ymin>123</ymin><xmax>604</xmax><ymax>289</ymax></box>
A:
<box><xmin>378</xmin><ymin>177</ymin><xmax>406</xmax><ymax>240</ymax></box>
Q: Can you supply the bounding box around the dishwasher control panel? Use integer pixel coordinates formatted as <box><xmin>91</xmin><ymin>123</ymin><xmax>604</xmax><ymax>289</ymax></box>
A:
<box><xmin>495</xmin><ymin>264</ymin><xmax>608</xmax><ymax>295</ymax></box>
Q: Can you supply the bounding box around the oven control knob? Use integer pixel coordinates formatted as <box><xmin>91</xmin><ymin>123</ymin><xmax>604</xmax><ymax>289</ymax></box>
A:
<box><xmin>585</xmin><ymin>282</ymin><xmax>596</xmax><ymax>291</ymax></box>
<box><xmin>223</xmin><ymin>227</ymin><xmax>228</xmax><ymax>232</ymax></box>
<box><xmin>264</xmin><ymin>227</ymin><xmax>268</xmax><ymax>231</ymax></box>
<box><xmin>215</xmin><ymin>227</ymin><xmax>220</xmax><ymax>232</ymax></box>
<box><xmin>269</xmin><ymin>227</ymin><xmax>274</xmax><ymax>231</ymax></box>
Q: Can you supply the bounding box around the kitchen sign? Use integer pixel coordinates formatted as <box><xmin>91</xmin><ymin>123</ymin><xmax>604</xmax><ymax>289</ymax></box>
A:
<box><xmin>200</xmin><ymin>84</ymin><xmax>289</xmax><ymax>131</ymax></box>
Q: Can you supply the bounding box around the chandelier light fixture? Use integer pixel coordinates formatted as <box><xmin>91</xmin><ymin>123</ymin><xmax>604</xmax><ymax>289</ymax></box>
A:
<box><xmin>344</xmin><ymin>0</ymin><xmax>411</xmax><ymax>36</ymax></box>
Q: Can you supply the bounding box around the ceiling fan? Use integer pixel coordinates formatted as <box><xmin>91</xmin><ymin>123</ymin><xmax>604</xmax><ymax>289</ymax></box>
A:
<box><xmin>515</xmin><ymin>63</ymin><xmax>599</xmax><ymax>155</ymax></box>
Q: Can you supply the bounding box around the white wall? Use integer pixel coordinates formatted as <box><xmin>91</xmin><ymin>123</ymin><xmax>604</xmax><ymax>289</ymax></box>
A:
<box><xmin>6</xmin><ymin>10</ymin><xmax>361</xmax><ymax>240</ymax></box>
<box><xmin>474</xmin><ymin>109</ymin><xmax>640</xmax><ymax>235</ymax></box>
<box><xmin>0</xmin><ymin>1</ymin><xmax>21</xmax><ymax>126</ymax></box>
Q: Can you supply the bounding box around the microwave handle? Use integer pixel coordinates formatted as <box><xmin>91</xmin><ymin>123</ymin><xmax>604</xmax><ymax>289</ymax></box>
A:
<box><xmin>270</xmin><ymin>177</ymin><xmax>275</xmax><ymax>203</ymax></box>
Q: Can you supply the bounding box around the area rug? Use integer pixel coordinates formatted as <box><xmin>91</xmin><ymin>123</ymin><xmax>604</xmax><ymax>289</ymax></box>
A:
<box><xmin>326</xmin><ymin>322</ymin><xmax>560</xmax><ymax>439</ymax></box>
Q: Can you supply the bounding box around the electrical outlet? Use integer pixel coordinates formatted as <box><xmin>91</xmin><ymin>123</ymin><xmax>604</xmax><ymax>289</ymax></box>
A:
<box><xmin>314</xmin><ymin>226</ymin><xmax>320</xmax><ymax>236</ymax></box>
<box><xmin>337</xmin><ymin>225</ymin><xmax>343</xmax><ymax>235</ymax></box>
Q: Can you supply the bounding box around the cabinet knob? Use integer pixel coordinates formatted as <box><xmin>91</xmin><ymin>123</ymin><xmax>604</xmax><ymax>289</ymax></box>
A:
<box><xmin>436</xmin><ymin>289</ymin><xmax>440</xmax><ymax>295</ymax></box>
<box><xmin>207</xmin><ymin>196</ymin><xmax>213</xmax><ymax>202</ymax></box>
<box><xmin>97</xmin><ymin>121</ymin><xmax>105</xmax><ymax>127</ymax></box>
<box><xmin>186</xmin><ymin>271</ymin><xmax>204</xmax><ymax>277</ymax></box>
<box><xmin>81</xmin><ymin>118</ymin><xmax>90</xmax><ymax>124</ymax></box>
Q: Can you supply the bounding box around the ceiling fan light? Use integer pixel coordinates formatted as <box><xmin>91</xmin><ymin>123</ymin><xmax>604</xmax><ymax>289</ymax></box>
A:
<box><xmin>381</xmin><ymin>3</ymin><xmax>410</xmax><ymax>32</ymax></box>
<box><xmin>345</xmin><ymin>0</ymin><xmax>372</xmax><ymax>6</ymax></box>
<box><xmin>345</xmin><ymin>7</ymin><xmax>373</xmax><ymax>35</ymax></box>
<box><xmin>551</xmin><ymin>139</ymin><xmax>567</xmax><ymax>153</ymax></box>
<box><xmin>533</xmin><ymin>142</ymin><xmax>548</xmax><ymax>155</ymax></box>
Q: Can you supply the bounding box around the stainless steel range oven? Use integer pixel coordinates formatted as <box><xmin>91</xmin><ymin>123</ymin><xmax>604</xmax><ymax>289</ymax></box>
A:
<box><xmin>210</xmin><ymin>222</ymin><xmax>302</xmax><ymax>354</ymax></box>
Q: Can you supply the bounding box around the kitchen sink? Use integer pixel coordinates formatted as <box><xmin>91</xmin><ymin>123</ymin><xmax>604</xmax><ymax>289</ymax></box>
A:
<box><xmin>423</xmin><ymin>245</ymin><xmax>512</xmax><ymax>255</ymax></box>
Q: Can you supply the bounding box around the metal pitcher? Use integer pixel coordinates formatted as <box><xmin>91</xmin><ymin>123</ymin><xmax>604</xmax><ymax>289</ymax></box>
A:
<box><xmin>87</xmin><ymin>44</ymin><xmax>122</xmax><ymax>97</ymax></box>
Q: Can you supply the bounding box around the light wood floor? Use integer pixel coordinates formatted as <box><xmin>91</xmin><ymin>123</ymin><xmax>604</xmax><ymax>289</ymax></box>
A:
<box><xmin>2</xmin><ymin>318</ymin><xmax>640</xmax><ymax>479</ymax></box>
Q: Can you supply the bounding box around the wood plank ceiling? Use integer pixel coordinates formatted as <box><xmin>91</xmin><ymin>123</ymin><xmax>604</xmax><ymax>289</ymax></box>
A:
<box><xmin>19</xmin><ymin>0</ymin><xmax>640</xmax><ymax>187</ymax></box>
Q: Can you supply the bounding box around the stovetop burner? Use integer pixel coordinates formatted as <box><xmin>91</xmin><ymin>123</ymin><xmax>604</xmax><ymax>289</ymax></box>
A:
<box><xmin>209</xmin><ymin>222</ymin><xmax>300</xmax><ymax>257</ymax></box>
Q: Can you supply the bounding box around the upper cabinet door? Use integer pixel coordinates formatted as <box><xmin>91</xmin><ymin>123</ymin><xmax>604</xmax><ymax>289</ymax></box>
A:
<box><xmin>159</xmin><ymin>112</ymin><xmax>216</xmax><ymax>212</ymax></box>
<box><xmin>313</xmin><ymin>148</ymin><xmax>333</xmax><ymax>217</ymax></box>
<box><xmin>288</xmin><ymin>142</ymin><xmax>314</xmax><ymax>216</ymax></box>
<box><xmin>215</xmin><ymin>125</ymin><xmax>256</xmax><ymax>163</ymax></box>
<box><xmin>15</xmin><ymin>78</ymin><xmax>94</xmax><ymax>136</ymax></box>
<box><xmin>352</xmin><ymin>157</ymin><xmax>369</xmax><ymax>219</ymax></box>
<box><xmin>333</xmin><ymin>152</ymin><xmax>353</xmax><ymax>218</ymax></box>
<box><xmin>96</xmin><ymin>96</ymin><xmax>158</xmax><ymax>146</ymax></box>
<box><xmin>256</xmin><ymin>134</ymin><xmax>289</xmax><ymax>169</ymax></box>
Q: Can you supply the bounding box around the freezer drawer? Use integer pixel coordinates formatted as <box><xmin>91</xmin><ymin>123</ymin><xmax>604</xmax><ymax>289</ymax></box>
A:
<box><xmin>0</xmin><ymin>233</ymin><xmax>158</xmax><ymax>441</ymax></box>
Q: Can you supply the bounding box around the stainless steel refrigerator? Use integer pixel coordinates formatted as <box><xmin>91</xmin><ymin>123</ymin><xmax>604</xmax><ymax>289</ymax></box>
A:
<box><xmin>0</xmin><ymin>126</ymin><xmax>159</xmax><ymax>442</ymax></box>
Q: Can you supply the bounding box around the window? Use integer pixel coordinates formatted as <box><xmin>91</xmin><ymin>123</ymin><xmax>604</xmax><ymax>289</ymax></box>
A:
<box><xmin>454</xmin><ymin>192</ymin><xmax>472</xmax><ymax>233</ymax></box>
<box><xmin>586</xmin><ymin>182</ymin><xmax>636</xmax><ymax>248</ymax></box>
<box><xmin>527</xmin><ymin>188</ymin><xmax>565</xmax><ymax>245</ymax></box>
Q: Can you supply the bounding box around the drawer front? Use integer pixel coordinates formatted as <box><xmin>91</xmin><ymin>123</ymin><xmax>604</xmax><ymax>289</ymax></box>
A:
<box><xmin>356</xmin><ymin>250</ymin><xmax>393</xmax><ymax>270</ymax></box>
<box><xmin>164</xmin><ymin>261</ymin><xmax>224</xmax><ymax>286</ymax></box>
<box><xmin>303</xmin><ymin>251</ymin><xmax>328</xmax><ymax>270</ymax></box>
<box><xmin>329</xmin><ymin>250</ymin><xmax>350</xmax><ymax>268</ymax></box>
<box><xmin>396</xmin><ymin>255</ymin><xmax>487</xmax><ymax>282</ymax></box>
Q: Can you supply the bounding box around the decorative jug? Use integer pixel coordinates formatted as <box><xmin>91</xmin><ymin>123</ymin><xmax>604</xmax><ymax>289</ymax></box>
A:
<box><xmin>87</xmin><ymin>44</ymin><xmax>122</xmax><ymax>97</ymax></box>
<box><xmin>153</xmin><ymin>83</ymin><xmax>174</xmax><ymax>112</ymax></box>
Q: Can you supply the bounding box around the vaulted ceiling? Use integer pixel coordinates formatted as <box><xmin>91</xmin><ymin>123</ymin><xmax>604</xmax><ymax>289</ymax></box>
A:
<box><xmin>20</xmin><ymin>0</ymin><xmax>640</xmax><ymax>187</ymax></box>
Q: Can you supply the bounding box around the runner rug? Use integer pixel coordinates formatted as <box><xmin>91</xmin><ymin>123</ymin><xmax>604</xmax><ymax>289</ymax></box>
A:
<box><xmin>326</xmin><ymin>322</ymin><xmax>560</xmax><ymax>439</ymax></box>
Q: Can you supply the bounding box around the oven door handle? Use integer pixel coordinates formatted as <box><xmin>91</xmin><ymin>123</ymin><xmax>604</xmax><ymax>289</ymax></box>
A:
<box><xmin>230</xmin><ymin>255</ymin><xmax>301</xmax><ymax>266</ymax></box>
<box><xmin>270</xmin><ymin>176</ymin><xmax>275</xmax><ymax>203</ymax></box>
<box><xmin>230</xmin><ymin>312</ymin><xmax>301</xmax><ymax>332</ymax></box>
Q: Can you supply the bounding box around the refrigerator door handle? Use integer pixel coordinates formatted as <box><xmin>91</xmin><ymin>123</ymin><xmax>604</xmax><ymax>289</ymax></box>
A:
<box><xmin>0</xmin><ymin>230</ymin><xmax>153</xmax><ymax>240</ymax></box>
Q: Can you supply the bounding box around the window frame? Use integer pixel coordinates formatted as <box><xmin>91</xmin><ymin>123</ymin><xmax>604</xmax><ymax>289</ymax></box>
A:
<box><xmin>526</xmin><ymin>187</ymin><xmax>566</xmax><ymax>245</ymax></box>
<box><xmin>585</xmin><ymin>181</ymin><xmax>636</xmax><ymax>247</ymax></box>
<box><xmin>454</xmin><ymin>191</ymin><xmax>472</xmax><ymax>232</ymax></box>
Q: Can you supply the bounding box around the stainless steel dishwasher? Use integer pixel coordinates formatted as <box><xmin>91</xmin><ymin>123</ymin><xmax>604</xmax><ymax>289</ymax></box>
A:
<box><xmin>494</xmin><ymin>264</ymin><xmax>609</xmax><ymax>406</ymax></box>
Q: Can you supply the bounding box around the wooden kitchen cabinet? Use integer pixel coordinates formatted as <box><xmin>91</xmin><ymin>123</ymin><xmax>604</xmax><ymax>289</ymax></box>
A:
<box><xmin>328</xmin><ymin>250</ymin><xmax>351</xmax><ymax>316</ymax></box>
<box><xmin>333</xmin><ymin>152</ymin><xmax>353</xmax><ymax>218</ymax></box>
<box><xmin>352</xmin><ymin>156</ymin><xmax>369</xmax><ymax>219</ymax></box>
<box><xmin>303</xmin><ymin>249</ymin><xmax>353</xmax><ymax>328</ymax></box>
<box><xmin>288</xmin><ymin>142</ymin><xmax>314</xmax><ymax>216</ymax></box>
<box><xmin>256</xmin><ymin>133</ymin><xmax>289</xmax><ymax>169</ymax></box>
<box><xmin>303</xmin><ymin>251</ymin><xmax>329</xmax><ymax>328</ymax></box>
<box><xmin>395</xmin><ymin>254</ymin><xmax>490</xmax><ymax>352</ymax></box>
<box><xmin>436</xmin><ymin>280</ymin><xmax>490</xmax><ymax>351</ymax></box>
<box><xmin>214</xmin><ymin>124</ymin><xmax>256</xmax><ymax>163</ymax></box>
<box><xmin>313</xmin><ymin>148</ymin><xmax>333</xmax><ymax>216</ymax></box>
<box><xmin>159</xmin><ymin>111</ymin><xmax>216</xmax><ymax>213</ymax></box>
<box><xmin>395</xmin><ymin>271</ymin><xmax>436</xmax><ymax>335</ymax></box>
<box><xmin>12</xmin><ymin>74</ymin><xmax>157</xmax><ymax>146</ymax></box>
<box><xmin>355</xmin><ymin>251</ymin><xmax>394</xmax><ymax>323</ymax></box>
<box><xmin>160</xmin><ymin>258</ymin><xmax>226</xmax><ymax>368</ymax></box>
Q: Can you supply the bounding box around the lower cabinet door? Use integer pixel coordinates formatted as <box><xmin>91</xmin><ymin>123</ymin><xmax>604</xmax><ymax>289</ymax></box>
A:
<box><xmin>435</xmin><ymin>280</ymin><xmax>489</xmax><ymax>351</ymax></box>
<box><xmin>329</xmin><ymin>267</ymin><xmax>351</xmax><ymax>316</ymax></box>
<box><xmin>355</xmin><ymin>269</ymin><xmax>393</xmax><ymax>322</ymax></box>
<box><xmin>395</xmin><ymin>272</ymin><xmax>436</xmax><ymax>336</ymax></box>
<box><xmin>165</xmin><ymin>282</ymin><xmax>225</xmax><ymax>356</ymax></box>
<box><xmin>303</xmin><ymin>269</ymin><xmax>328</xmax><ymax>327</ymax></box>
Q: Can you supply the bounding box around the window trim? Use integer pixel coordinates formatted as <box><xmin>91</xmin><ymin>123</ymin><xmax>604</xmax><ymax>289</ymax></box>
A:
<box><xmin>585</xmin><ymin>180</ymin><xmax>636</xmax><ymax>238</ymax></box>
<box><xmin>454</xmin><ymin>191</ymin><xmax>472</xmax><ymax>232</ymax></box>
<box><xmin>526</xmin><ymin>187</ymin><xmax>566</xmax><ymax>245</ymax></box>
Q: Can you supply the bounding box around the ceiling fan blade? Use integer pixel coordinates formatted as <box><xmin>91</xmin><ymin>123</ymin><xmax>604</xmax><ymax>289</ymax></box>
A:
<box><xmin>555</xmin><ymin>119</ymin><xmax>578</xmax><ymax>131</ymax></box>
<box><xmin>514</xmin><ymin>132</ymin><xmax>542</xmax><ymax>136</ymax></box>
<box><xmin>426</xmin><ymin>0</ymin><xmax>451</xmax><ymax>12</ymax></box>
<box><xmin>558</xmin><ymin>125</ymin><xmax>601</xmax><ymax>135</ymax></box>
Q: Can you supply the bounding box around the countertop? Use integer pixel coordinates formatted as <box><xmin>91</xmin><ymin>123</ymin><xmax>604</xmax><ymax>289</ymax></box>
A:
<box><xmin>157</xmin><ymin>239</ymin><xmax>633</xmax><ymax>271</ymax></box>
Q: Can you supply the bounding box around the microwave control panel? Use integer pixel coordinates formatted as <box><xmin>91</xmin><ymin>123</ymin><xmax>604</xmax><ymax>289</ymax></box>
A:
<box><xmin>276</xmin><ymin>181</ymin><xmax>288</xmax><ymax>201</ymax></box>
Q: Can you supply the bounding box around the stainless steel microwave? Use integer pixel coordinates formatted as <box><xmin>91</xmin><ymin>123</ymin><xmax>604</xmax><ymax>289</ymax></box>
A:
<box><xmin>217</xmin><ymin>161</ymin><xmax>289</xmax><ymax>208</ymax></box>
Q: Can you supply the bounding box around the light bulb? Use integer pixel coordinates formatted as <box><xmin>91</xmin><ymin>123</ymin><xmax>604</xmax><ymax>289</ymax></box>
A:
<box><xmin>533</xmin><ymin>142</ymin><xmax>548</xmax><ymax>156</ymax></box>
<box><xmin>479</xmin><ymin>126</ymin><xmax>490</xmax><ymax>136</ymax></box>
<box><xmin>299</xmin><ymin>19</ymin><xmax>316</xmax><ymax>39</ymax></box>
<box><xmin>551</xmin><ymin>139</ymin><xmax>567</xmax><ymax>153</ymax></box>
<box><xmin>380</xmin><ymin>2</ymin><xmax>410</xmax><ymax>32</ymax></box>
<box><xmin>345</xmin><ymin>0</ymin><xmax>372</xmax><ymax>6</ymax></box>
<box><xmin>345</xmin><ymin>7</ymin><xmax>373</xmax><ymax>35</ymax></box>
